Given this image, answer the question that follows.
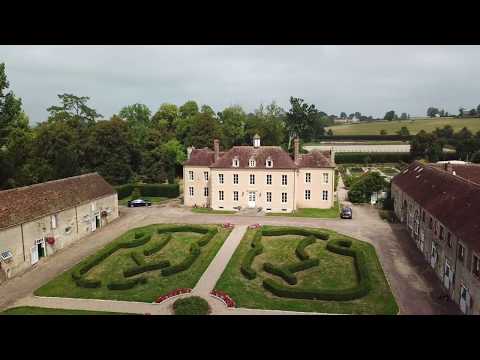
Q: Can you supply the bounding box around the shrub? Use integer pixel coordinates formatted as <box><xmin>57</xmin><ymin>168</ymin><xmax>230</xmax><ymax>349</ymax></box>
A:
<box><xmin>115</xmin><ymin>184</ymin><xmax>133</xmax><ymax>200</ymax></box>
<box><xmin>123</xmin><ymin>260</ymin><xmax>170</xmax><ymax>278</ymax></box>
<box><xmin>263</xmin><ymin>262</ymin><xmax>297</xmax><ymax>285</ymax></box>
<box><xmin>173</xmin><ymin>296</ymin><xmax>210</xmax><ymax>315</ymax></box>
<box><xmin>134</xmin><ymin>231</ymin><xmax>145</xmax><ymax>239</ymax></box>
<box><xmin>74</xmin><ymin>277</ymin><xmax>101</xmax><ymax>288</ymax></box>
<box><xmin>131</xmin><ymin>187</ymin><xmax>141</xmax><ymax>200</ymax></box>
<box><xmin>143</xmin><ymin>233</ymin><xmax>172</xmax><ymax>256</ymax></box>
<box><xmin>161</xmin><ymin>243</ymin><xmax>201</xmax><ymax>276</ymax></box>
<box><xmin>240</xmin><ymin>230</ymin><xmax>264</xmax><ymax>280</ymax></box>
<box><xmin>121</xmin><ymin>233</ymin><xmax>152</xmax><ymax>248</ymax></box>
<box><xmin>140</xmin><ymin>184</ymin><xmax>180</xmax><ymax>198</ymax></box>
<box><xmin>285</xmin><ymin>258</ymin><xmax>319</xmax><ymax>273</ymax></box>
<box><xmin>296</xmin><ymin>235</ymin><xmax>316</xmax><ymax>260</ymax></box>
<box><xmin>335</xmin><ymin>152</ymin><xmax>412</xmax><ymax>164</ymax></box>
<box><xmin>261</xmin><ymin>227</ymin><xmax>329</xmax><ymax>240</ymax></box>
<box><xmin>131</xmin><ymin>251</ymin><xmax>145</xmax><ymax>266</ymax></box>
<box><xmin>157</xmin><ymin>225</ymin><xmax>209</xmax><ymax>235</ymax></box>
<box><xmin>197</xmin><ymin>228</ymin><xmax>218</xmax><ymax>247</ymax></box>
<box><xmin>107</xmin><ymin>276</ymin><xmax>148</xmax><ymax>290</ymax></box>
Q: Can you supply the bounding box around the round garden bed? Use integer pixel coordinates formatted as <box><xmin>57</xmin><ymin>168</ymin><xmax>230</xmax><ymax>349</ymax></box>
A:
<box><xmin>173</xmin><ymin>296</ymin><xmax>211</xmax><ymax>315</ymax></box>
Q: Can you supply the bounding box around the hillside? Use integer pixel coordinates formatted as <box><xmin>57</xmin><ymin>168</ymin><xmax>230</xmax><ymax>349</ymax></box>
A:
<box><xmin>327</xmin><ymin>117</ymin><xmax>480</xmax><ymax>136</ymax></box>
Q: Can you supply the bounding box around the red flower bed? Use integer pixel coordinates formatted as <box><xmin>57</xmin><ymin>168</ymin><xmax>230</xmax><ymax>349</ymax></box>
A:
<box><xmin>223</xmin><ymin>223</ymin><xmax>234</xmax><ymax>229</ymax></box>
<box><xmin>46</xmin><ymin>237</ymin><xmax>55</xmax><ymax>245</ymax></box>
<box><xmin>248</xmin><ymin>224</ymin><xmax>261</xmax><ymax>229</ymax></box>
<box><xmin>210</xmin><ymin>289</ymin><xmax>236</xmax><ymax>308</ymax></box>
<box><xmin>155</xmin><ymin>288</ymin><xmax>192</xmax><ymax>304</ymax></box>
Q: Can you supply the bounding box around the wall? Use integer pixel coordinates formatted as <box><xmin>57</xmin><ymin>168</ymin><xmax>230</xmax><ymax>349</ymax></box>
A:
<box><xmin>295</xmin><ymin>168</ymin><xmax>335</xmax><ymax>209</ymax></box>
<box><xmin>183</xmin><ymin>166</ymin><xmax>211</xmax><ymax>208</ymax></box>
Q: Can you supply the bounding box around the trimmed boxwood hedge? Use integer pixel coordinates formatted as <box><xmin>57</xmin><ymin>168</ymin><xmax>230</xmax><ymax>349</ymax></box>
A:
<box><xmin>158</xmin><ymin>225</ymin><xmax>210</xmax><ymax>235</ymax></box>
<box><xmin>197</xmin><ymin>229</ymin><xmax>218</xmax><ymax>247</ymax></box>
<box><xmin>115</xmin><ymin>183</ymin><xmax>180</xmax><ymax>200</ymax></box>
<box><xmin>240</xmin><ymin>230</ymin><xmax>264</xmax><ymax>280</ymax></box>
<box><xmin>143</xmin><ymin>233</ymin><xmax>172</xmax><ymax>256</ymax></box>
<box><xmin>261</xmin><ymin>227</ymin><xmax>329</xmax><ymax>240</ymax></box>
<box><xmin>263</xmin><ymin>262</ymin><xmax>297</xmax><ymax>285</ymax></box>
<box><xmin>161</xmin><ymin>243</ymin><xmax>201</xmax><ymax>276</ymax></box>
<box><xmin>123</xmin><ymin>260</ymin><xmax>171</xmax><ymax>278</ymax></box>
<box><xmin>296</xmin><ymin>235</ymin><xmax>316</xmax><ymax>260</ymax></box>
<box><xmin>285</xmin><ymin>258</ymin><xmax>319</xmax><ymax>273</ymax></box>
<box><xmin>131</xmin><ymin>251</ymin><xmax>145</xmax><ymax>266</ymax></box>
<box><xmin>107</xmin><ymin>276</ymin><xmax>148</xmax><ymax>290</ymax></box>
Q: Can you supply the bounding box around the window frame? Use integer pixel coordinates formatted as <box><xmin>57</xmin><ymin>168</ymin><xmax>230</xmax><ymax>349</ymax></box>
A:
<box><xmin>250</xmin><ymin>174</ymin><xmax>255</xmax><ymax>185</ymax></box>
<box><xmin>323</xmin><ymin>173</ymin><xmax>329</xmax><ymax>184</ymax></box>
<box><xmin>204</xmin><ymin>187</ymin><xmax>209</xmax><ymax>197</ymax></box>
<box><xmin>305</xmin><ymin>189</ymin><xmax>311</xmax><ymax>200</ymax></box>
<box><xmin>281</xmin><ymin>174</ymin><xmax>287</xmax><ymax>186</ymax></box>
<box><xmin>204</xmin><ymin>171</ymin><xmax>209</xmax><ymax>181</ymax></box>
<box><xmin>281</xmin><ymin>192</ymin><xmax>287</xmax><ymax>203</ymax></box>
<box><xmin>322</xmin><ymin>190</ymin><xmax>328</xmax><ymax>201</ymax></box>
<box><xmin>218</xmin><ymin>173</ymin><xmax>224</xmax><ymax>184</ymax></box>
<box><xmin>458</xmin><ymin>243</ymin><xmax>465</xmax><ymax>263</ymax></box>
<box><xmin>266</xmin><ymin>174</ymin><xmax>272</xmax><ymax>185</ymax></box>
<box><xmin>233</xmin><ymin>191</ymin><xmax>239</xmax><ymax>202</ymax></box>
<box><xmin>188</xmin><ymin>170</ymin><xmax>194</xmax><ymax>181</ymax></box>
<box><xmin>189</xmin><ymin>187</ymin><xmax>194</xmax><ymax>197</ymax></box>
<box><xmin>233</xmin><ymin>173</ymin><xmax>239</xmax><ymax>184</ymax></box>
<box><xmin>219</xmin><ymin>190</ymin><xmax>224</xmax><ymax>201</ymax></box>
<box><xmin>266</xmin><ymin>191</ymin><xmax>272</xmax><ymax>203</ymax></box>
<box><xmin>249</xmin><ymin>158</ymin><xmax>256</xmax><ymax>168</ymax></box>
<box><xmin>305</xmin><ymin>172</ymin><xmax>311</xmax><ymax>183</ymax></box>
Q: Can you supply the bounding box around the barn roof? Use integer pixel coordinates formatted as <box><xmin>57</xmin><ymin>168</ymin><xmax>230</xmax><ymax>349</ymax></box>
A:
<box><xmin>0</xmin><ymin>173</ymin><xmax>115</xmax><ymax>230</ymax></box>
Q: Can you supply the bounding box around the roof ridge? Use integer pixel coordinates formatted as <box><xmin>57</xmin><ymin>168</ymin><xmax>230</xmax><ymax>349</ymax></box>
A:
<box><xmin>417</xmin><ymin>162</ymin><xmax>480</xmax><ymax>189</ymax></box>
<box><xmin>0</xmin><ymin>173</ymin><xmax>100</xmax><ymax>194</ymax></box>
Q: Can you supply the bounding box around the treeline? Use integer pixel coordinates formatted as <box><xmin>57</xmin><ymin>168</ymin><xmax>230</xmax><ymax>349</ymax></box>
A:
<box><xmin>427</xmin><ymin>106</ymin><xmax>480</xmax><ymax>118</ymax></box>
<box><xmin>410</xmin><ymin>125</ymin><xmax>480</xmax><ymax>162</ymax></box>
<box><xmin>0</xmin><ymin>63</ymin><xmax>334</xmax><ymax>190</ymax></box>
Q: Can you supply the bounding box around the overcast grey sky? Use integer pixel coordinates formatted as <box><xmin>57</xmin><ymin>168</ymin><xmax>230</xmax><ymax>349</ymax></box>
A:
<box><xmin>1</xmin><ymin>45</ymin><xmax>480</xmax><ymax>123</ymax></box>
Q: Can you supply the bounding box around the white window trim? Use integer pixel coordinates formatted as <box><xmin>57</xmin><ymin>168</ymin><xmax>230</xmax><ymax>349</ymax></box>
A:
<box><xmin>219</xmin><ymin>190</ymin><xmax>224</xmax><ymax>201</ymax></box>
<box><xmin>233</xmin><ymin>191</ymin><xmax>239</xmax><ymax>202</ymax></box>
<box><xmin>250</xmin><ymin>174</ymin><xmax>255</xmax><ymax>185</ymax></box>
<box><xmin>281</xmin><ymin>192</ymin><xmax>287</xmax><ymax>203</ymax></box>
<box><xmin>266</xmin><ymin>174</ymin><xmax>272</xmax><ymax>185</ymax></box>
<box><xmin>204</xmin><ymin>172</ymin><xmax>209</xmax><ymax>181</ymax></box>
<box><xmin>305</xmin><ymin>190</ymin><xmax>311</xmax><ymax>200</ymax></box>
<box><xmin>233</xmin><ymin>174</ymin><xmax>239</xmax><ymax>185</ymax></box>
<box><xmin>266</xmin><ymin>192</ymin><xmax>272</xmax><ymax>203</ymax></box>
<box><xmin>322</xmin><ymin>190</ymin><xmax>328</xmax><ymax>201</ymax></box>
<box><xmin>305</xmin><ymin>172</ymin><xmax>311</xmax><ymax>183</ymax></box>
<box><xmin>188</xmin><ymin>171</ymin><xmax>194</xmax><ymax>181</ymax></box>
<box><xmin>218</xmin><ymin>174</ymin><xmax>224</xmax><ymax>184</ymax></box>
<box><xmin>281</xmin><ymin>174</ymin><xmax>288</xmax><ymax>186</ymax></box>
<box><xmin>189</xmin><ymin>187</ymin><xmax>194</xmax><ymax>197</ymax></box>
<box><xmin>266</xmin><ymin>158</ymin><xmax>273</xmax><ymax>168</ymax></box>
<box><xmin>249</xmin><ymin>158</ymin><xmax>256</xmax><ymax>168</ymax></box>
<box><xmin>323</xmin><ymin>173</ymin><xmax>329</xmax><ymax>184</ymax></box>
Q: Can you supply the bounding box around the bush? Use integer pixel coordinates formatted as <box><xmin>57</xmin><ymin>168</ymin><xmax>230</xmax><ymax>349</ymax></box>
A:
<box><xmin>240</xmin><ymin>230</ymin><xmax>264</xmax><ymax>280</ymax></box>
<box><xmin>261</xmin><ymin>227</ymin><xmax>329</xmax><ymax>240</ymax></box>
<box><xmin>143</xmin><ymin>233</ymin><xmax>172</xmax><ymax>256</ymax></box>
<box><xmin>107</xmin><ymin>276</ymin><xmax>148</xmax><ymax>290</ymax></box>
<box><xmin>123</xmin><ymin>260</ymin><xmax>170</xmax><ymax>278</ymax></box>
<box><xmin>157</xmin><ymin>225</ymin><xmax>209</xmax><ymax>235</ymax></box>
<box><xmin>131</xmin><ymin>251</ymin><xmax>145</xmax><ymax>266</ymax></box>
<box><xmin>131</xmin><ymin>187</ymin><xmax>141</xmax><ymax>200</ymax></box>
<box><xmin>197</xmin><ymin>228</ymin><xmax>218</xmax><ymax>247</ymax></box>
<box><xmin>121</xmin><ymin>233</ymin><xmax>152</xmax><ymax>248</ymax></box>
<box><xmin>263</xmin><ymin>262</ymin><xmax>297</xmax><ymax>285</ymax></box>
<box><xmin>296</xmin><ymin>235</ymin><xmax>316</xmax><ymax>260</ymax></box>
<box><xmin>134</xmin><ymin>231</ymin><xmax>145</xmax><ymax>239</ymax></box>
<box><xmin>114</xmin><ymin>183</ymin><xmax>180</xmax><ymax>200</ymax></box>
<box><xmin>115</xmin><ymin>184</ymin><xmax>133</xmax><ymax>200</ymax></box>
<box><xmin>161</xmin><ymin>243</ymin><xmax>201</xmax><ymax>276</ymax></box>
<box><xmin>285</xmin><ymin>258</ymin><xmax>319</xmax><ymax>273</ymax></box>
<box><xmin>173</xmin><ymin>296</ymin><xmax>210</xmax><ymax>315</ymax></box>
<box><xmin>74</xmin><ymin>277</ymin><xmax>101</xmax><ymax>288</ymax></box>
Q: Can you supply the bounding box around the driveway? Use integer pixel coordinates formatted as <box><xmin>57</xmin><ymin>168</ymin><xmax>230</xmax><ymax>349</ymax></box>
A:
<box><xmin>0</xmin><ymin>197</ymin><xmax>460</xmax><ymax>314</ymax></box>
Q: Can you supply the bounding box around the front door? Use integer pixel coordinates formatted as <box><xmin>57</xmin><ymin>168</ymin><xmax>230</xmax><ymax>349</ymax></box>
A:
<box><xmin>444</xmin><ymin>260</ymin><xmax>452</xmax><ymax>290</ymax></box>
<box><xmin>460</xmin><ymin>285</ymin><xmax>470</xmax><ymax>314</ymax></box>
<box><xmin>30</xmin><ymin>245</ymin><xmax>39</xmax><ymax>265</ymax></box>
<box><xmin>248</xmin><ymin>192</ymin><xmax>256</xmax><ymax>208</ymax></box>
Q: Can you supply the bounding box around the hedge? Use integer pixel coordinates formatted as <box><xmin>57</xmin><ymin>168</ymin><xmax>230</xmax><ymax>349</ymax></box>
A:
<box><xmin>74</xmin><ymin>277</ymin><xmax>101</xmax><ymax>288</ymax></box>
<box><xmin>335</xmin><ymin>151</ymin><xmax>459</xmax><ymax>164</ymax></box>
<box><xmin>263</xmin><ymin>262</ymin><xmax>297</xmax><ymax>285</ymax></box>
<box><xmin>261</xmin><ymin>227</ymin><xmax>329</xmax><ymax>240</ymax></box>
<box><xmin>157</xmin><ymin>225</ymin><xmax>210</xmax><ymax>235</ymax></box>
<box><xmin>161</xmin><ymin>243</ymin><xmax>201</xmax><ymax>276</ymax></box>
<box><xmin>123</xmin><ymin>260</ymin><xmax>171</xmax><ymax>278</ymax></box>
<box><xmin>296</xmin><ymin>236</ymin><xmax>316</xmax><ymax>260</ymax></box>
<box><xmin>115</xmin><ymin>183</ymin><xmax>180</xmax><ymax>200</ymax></box>
<box><xmin>197</xmin><ymin>228</ymin><xmax>218</xmax><ymax>247</ymax></box>
<box><xmin>107</xmin><ymin>276</ymin><xmax>148</xmax><ymax>290</ymax></box>
<box><xmin>131</xmin><ymin>251</ymin><xmax>146</xmax><ymax>266</ymax></box>
<box><xmin>285</xmin><ymin>258</ymin><xmax>319</xmax><ymax>273</ymax></box>
<box><xmin>240</xmin><ymin>230</ymin><xmax>264</xmax><ymax>280</ymax></box>
<box><xmin>143</xmin><ymin>233</ymin><xmax>172</xmax><ymax>256</ymax></box>
<box><xmin>316</xmin><ymin>135</ymin><xmax>410</xmax><ymax>141</ymax></box>
<box><xmin>134</xmin><ymin>231</ymin><xmax>145</xmax><ymax>239</ymax></box>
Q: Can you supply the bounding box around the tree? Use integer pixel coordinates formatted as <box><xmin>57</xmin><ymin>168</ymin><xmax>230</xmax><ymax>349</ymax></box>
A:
<box><xmin>218</xmin><ymin>105</ymin><xmax>246</xmax><ymax>148</ymax></box>
<box><xmin>471</xmin><ymin>150</ymin><xmax>480</xmax><ymax>164</ymax></box>
<box><xmin>384</xmin><ymin>110</ymin><xmax>396</xmax><ymax>121</ymax></box>
<box><xmin>426</xmin><ymin>107</ymin><xmax>439</xmax><ymax>117</ymax></box>
<box><xmin>327</xmin><ymin>129</ymin><xmax>333</xmax><ymax>136</ymax></box>
<box><xmin>397</xmin><ymin>126</ymin><xmax>410</xmax><ymax>137</ymax></box>
<box><xmin>348</xmin><ymin>172</ymin><xmax>388</xmax><ymax>203</ymax></box>
<box><xmin>340</xmin><ymin>112</ymin><xmax>347</xmax><ymax>119</ymax></box>
<box><xmin>47</xmin><ymin>93</ymin><xmax>102</xmax><ymax>124</ymax></box>
<box><xmin>410</xmin><ymin>130</ymin><xmax>443</xmax><ymax>161</ymax></box>
<box><xmin>0</xmin><ymin>63</ymin><xmax>24</xmax><ymax>148</ymax></box>
<box><xmin>284</xmin><ymin>97</ymin><xmax>320</xmax><ymax>143</ymax></box>
<box><xmin>400</xmin><ymin>112</ymin><xmax>408</xmax><ymax>120</ymax></box>
<box><xmin>118</xmin><ymin>103</ymin><xmax>151</xmax><ymax>145</ymax></box>
<box><xmin>459</xmin><ymin>107</ymin><xmax>465</xmax><ymax>117</ymax></box>
<box><xmin>151</xmin><ymin>103</ymin><xmax>178</xmax><ymax>133</ymax></box>
<box><xmin>179</xmin><ymin>100</ymin><xmax>199</xmax><ymax>119</ymax></box>
<box><xmin>454</xmin><ymin>127</ymin><xmax>479</xmax><ymax>160</ymax></box>
<box><xmin>186</xmin><ymin>111</ymin><xmax>221</xmax><ymax>149</ymax></box>
<box><xmin>477</xmin><ymin>104</ymin><xmax>480</xmax><ymax>115</ymax></box>
<box><xmin>159</xmin><ymin>139</ymin><xmax>186</xmax><ymax>183</ymax></box>
<box><xmin>380</xmin><ymin>129</ymin><xmax>387</xmax><ymax>135</ymax></box>
<box><xmin>469</xmin><ymin>108</ymin><xmax>477</xmax><ymax>117</ymax></box>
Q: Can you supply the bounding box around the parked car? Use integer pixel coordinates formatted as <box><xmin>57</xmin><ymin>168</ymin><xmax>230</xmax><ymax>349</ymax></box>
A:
<box><xmin>340</xmin><ymin>207</ymin><xmax>353</xmax><ymax>219</ymax></box>
<box><xmin>127</xmin><ymin>199</ymin><xmax>152</xmax><ymax>207</ymax></box>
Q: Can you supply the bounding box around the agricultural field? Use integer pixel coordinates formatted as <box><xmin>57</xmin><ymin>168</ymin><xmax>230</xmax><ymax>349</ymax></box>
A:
<box><xmin>326</xmin><ymin>117</ymin><xmax>480</xmax><ymax>136</ymax></box>
<box><xmin>214</xmin><ymin>226</ymin><xmax>398</xmax><ymax>314</ymax></box>
<box><xmin>35</xmin><ymin>224</ymin><xmax>231</xmax><ymax>302</ymax></box>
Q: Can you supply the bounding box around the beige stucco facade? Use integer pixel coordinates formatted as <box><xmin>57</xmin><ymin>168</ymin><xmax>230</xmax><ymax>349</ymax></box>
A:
<box><xmin>183</xmin><ymin>166</ymin><xmax>335</xmax><ymax>213</ymax></box>
<box><xmin>0</xmin><ymin>193</ymin><xmax>118</xmax><ymax>281</ymax></box>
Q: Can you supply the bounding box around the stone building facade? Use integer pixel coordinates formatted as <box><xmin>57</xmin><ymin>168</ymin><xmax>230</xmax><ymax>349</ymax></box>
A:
<box><xmin>183</xmin><ymin>136</ymin><xmax>335</xmax><ymax>213</ymax></box>
<box><xmin>392</xmin><ymin>161</ymin><xmax>480</xmax><ymax>314</ymax></box>
<box><xmin>0</xmin><ymin>173</ymin><xmax>118</xmax><ymax>283</ymax></box>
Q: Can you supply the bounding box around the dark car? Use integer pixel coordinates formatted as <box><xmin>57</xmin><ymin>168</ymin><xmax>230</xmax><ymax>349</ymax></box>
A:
<box><xmin>127</xmin><ymin>199</ymin><xmax>152</xmax><ymax>207</ymax></box>
<box><xmin>340</xmin><ymin>207</ymin><xmax>353</xmax><ymax>219</ymax></box>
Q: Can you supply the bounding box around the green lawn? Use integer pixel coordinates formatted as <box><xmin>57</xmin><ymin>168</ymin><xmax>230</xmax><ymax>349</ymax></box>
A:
<box><xmin>191</xmin><ymin>208</ymin><xmax>237</xmax><ymax>215</ymax></box>
<box><xmin>326</xmin><ymin>117</ymin><xmax>480</xmax><ymax>136</ymax></box>
<box><xmin>1</xmin><ymin>306</ymin><xmax>127</xmax><ymax>315</ymax></box>
<box><xmin>267</xmin><ymin>201</ymin><xmax>340</xmax><ymax>219</ymax></box>
<box><xmin>214</xmin><ymin>226</ymin><xmax>398</xmax><ymax>314</ymax></box>
<box><xmin>35</xmin><ymin>224</ymin><xmax>231</xmax><ymax>302</ymax></box>
<box><xmin>119</xmin><ymin>196</ymin><xmax>169</xmax><ymax>206</ymax></box>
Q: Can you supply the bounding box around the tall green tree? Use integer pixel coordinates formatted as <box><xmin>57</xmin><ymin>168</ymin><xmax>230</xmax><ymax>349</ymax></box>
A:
<box><xmin>384</xmin><ymin>110</ymin><xmax>396</xmax><ymax>121</ymax></box>
<box><xmin>284</xmin><ymin>97</ymin><xmax>320</xmax><ymax>144</ymax></box>
<box><xmin>0</xmin><ymin>63</ymin><xmax>24</xmax><ymax>147</ymax></box>
<box><xmin>118</xmin><ymin>103</ymin><xmax>151</xmax><ymax>145</ymax></box>
<box><xmin>218</xmin><ymin>105</ymin><xmax>246</xmax><ymax>148</ymax></box>
<box><xmin>179</xmin><ymin>100</ymin><xmax>199</xmax><ymax>119</ymax></box>
<box><xmin>410</xmin><ymin>130</ymin><xmax>443</xmax><ymax>162</ymax></box>
<box><xmin>47</xmin><ymin>93</ymin><xmax>102</xmax><ymax>124</ymax></box>
<box><xmin>186</xmin><ymin>110</ymin><xmax>221</xmax><ymax>148</ymax></box>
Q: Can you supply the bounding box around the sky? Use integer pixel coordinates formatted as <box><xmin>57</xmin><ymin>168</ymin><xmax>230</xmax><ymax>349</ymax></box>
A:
<box><xmin>1</xmin><ymin>45</ymin><xmax>480</xmax><ymax>123</ymax></box>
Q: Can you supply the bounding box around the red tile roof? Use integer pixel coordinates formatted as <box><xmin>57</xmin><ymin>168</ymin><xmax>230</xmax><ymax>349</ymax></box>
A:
<box><xmin>0</xmin><ymin>173</ymin><xmax>115</xmax><ymax>230</ymax></box>
<box><xmin>297</xmin><ymin>150</ymin><xmax>335</xmax><ymax>168</ymax></box>
<box><xmin>210</xmin><ymin>146</ymin><xmax>297</xmax><ymax>169</ymax></box>
<box><xmin>392</xmin><ymin>161</ymin><xmax>480</xmax><ymax>253</ymax></box>
<box><xmin>183</xmin><ymin>148</ymin><xmax>224</xmax><ymax>167</ymax></box>
<box><xmin>432</xmin><ymin>163</ymin><xmax>480</xmax><ymax>185</ymax></box>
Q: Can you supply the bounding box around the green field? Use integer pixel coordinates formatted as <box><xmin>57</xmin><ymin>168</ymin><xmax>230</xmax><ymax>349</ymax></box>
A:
<box><xmin>267</xmin><ymin>201</ymin><xmax>340</xmax><ymax>218</ymax></box>
<box><xmin>1</xmin><ymin>306</ymin><xmax>127</xmax><ymax>315</ymax></box>
<box><xmin>327</xmin><ymin>117</ymin><xmax>480</xmax><ymax>135</ymax></box>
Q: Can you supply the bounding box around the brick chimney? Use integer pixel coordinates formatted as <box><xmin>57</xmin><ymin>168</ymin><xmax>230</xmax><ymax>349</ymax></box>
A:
<box><xmin>294</xmin><ymin>137</ymin><xmax>300</xmax><ymax>164</ymax></box>
<box><xmin>214</xmin><ymin>139</ymin><xmax>220</xmax><ymax>162</ymax></box>
<box><xmin>187</xmin><ymin>146</ymin><xmax>195</xmax><ymax>160</ymax></box>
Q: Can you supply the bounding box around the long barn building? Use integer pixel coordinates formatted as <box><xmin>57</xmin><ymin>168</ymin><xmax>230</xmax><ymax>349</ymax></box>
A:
<box><xmin>392</xmin><ymin>161</ymin><xmax>480</xmax><ymax>314</ymax></box>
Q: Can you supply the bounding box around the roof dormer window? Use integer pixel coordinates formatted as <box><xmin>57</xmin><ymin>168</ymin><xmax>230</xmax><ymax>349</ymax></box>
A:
<box><xmin>266</xmin><ymin>157</ymin><xmax>273</xmax><ymax>168</ymax></box>
<box><xmin>232</xmin><ymin>157</ymin><xmax>239</xmax><ymax>167</ymax></box>
<box><xmin>249</xmin><ymin>157</ymin><xmax>256</xmax><ymax>168</ymax></box>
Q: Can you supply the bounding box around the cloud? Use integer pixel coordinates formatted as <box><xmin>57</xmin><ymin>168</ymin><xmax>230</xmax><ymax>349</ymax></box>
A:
<box><xmin>1</xmin><ymin>45</ymin><xmax>480</xmax><ymax>123</ymax></box>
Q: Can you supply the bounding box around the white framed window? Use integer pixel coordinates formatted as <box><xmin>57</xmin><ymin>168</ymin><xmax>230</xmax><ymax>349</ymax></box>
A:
<box><xmin>232</xmin><ymin>157</ymin><xmax>239</xmax><ymax>167</ymax></box>
<box><xmin>233</xmin><ymin>191</ymin><xmax>239</xmax><ymax>201</ymax></box>
<box><xmin>266</xmin><ymin>174</ymin><xmax>272</xmax><ymax>185</ymax></box>
<box><xmin>51</xmin><ymin>214</ymin><xmax>58</xmax><ymax>229</ymax></box>
<box><xmin>204</xmin><ymin>171</ymin><xmax>209</xmax><ymax>181</ymax></box>
<box><xmin>322</xmin><ymin>190</ymin><xmax>328</xmax><ymax>201</ymax></box>
<box><xmin>305</xmin><ymin>173</ymin><xmax>311</xmax><ymax>183</ymax></box>
<box><xmin>233</xmin><ymin>174</ymin><xmax>239</xmax><ymax>184</ymax></box>
<box><xmin>250</xmin><ymin>174</ymin><xmax>255</xmax><ymax>185</ymax></box>
<box><xmin>188</xmin><ymin>171</ymin><xmax>194</xmax><ymax>181</ymax></box>
<box><xmin>323</xmin><ymin>173</ymin><xmax>329</xmax><ymax>183</ymax></box>
<box><xmin>249</xmin><ymin>158</ymin><xmax>256</xmax><ymax>168</ymax></box>
<box><xmin>204</xmin><ymin>187</ymin><xmax>208</xmax><ymax>197</ymax></box>
<box><xmin>219</xmin><ymin>190</ymin><xmax>224</xmax><ymax>201</ymax></box>
<box><xmin>282</xmin><ymin>174</ymin><xmax>287</xmax><ymax>186</ymax></box>
<box><xmin>189</xmin><ymin>187</ymin><xmax>194</xmax><ymax>197</ymax></box>
<box><xmin>281</xmin><ymin>192</ymin><xmax>287</xmax><ymax>203</ymax></box>
<box><xmin>305</xmin><ymin>190</ymin><xmax>311</xmax><ymax>200</ymax></box>
<box><xmin>218</xmin><ymin>174</ymin><xmax>224</xmax><ymax>184</ymax></box>
<box><xmin>266</xmin><ymin>158</ymin><xmax>273</xmax><ymax>168</ymax></box>
<box><xmin>266</xmin><ymin>192</ymin><xmax>272</xmax><ymax>203</ymax></box>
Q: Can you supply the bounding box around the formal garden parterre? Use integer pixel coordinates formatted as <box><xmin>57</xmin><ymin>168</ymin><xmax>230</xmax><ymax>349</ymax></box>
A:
<box><xmin>214</xmin><ymin>225</ymin><xmax>398</xmax><ymax>314</ymax></box>
<box><xmin>35</xmin><ymin>224</ymin><xmax>231</xmax><ymax>302</ymax></box>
